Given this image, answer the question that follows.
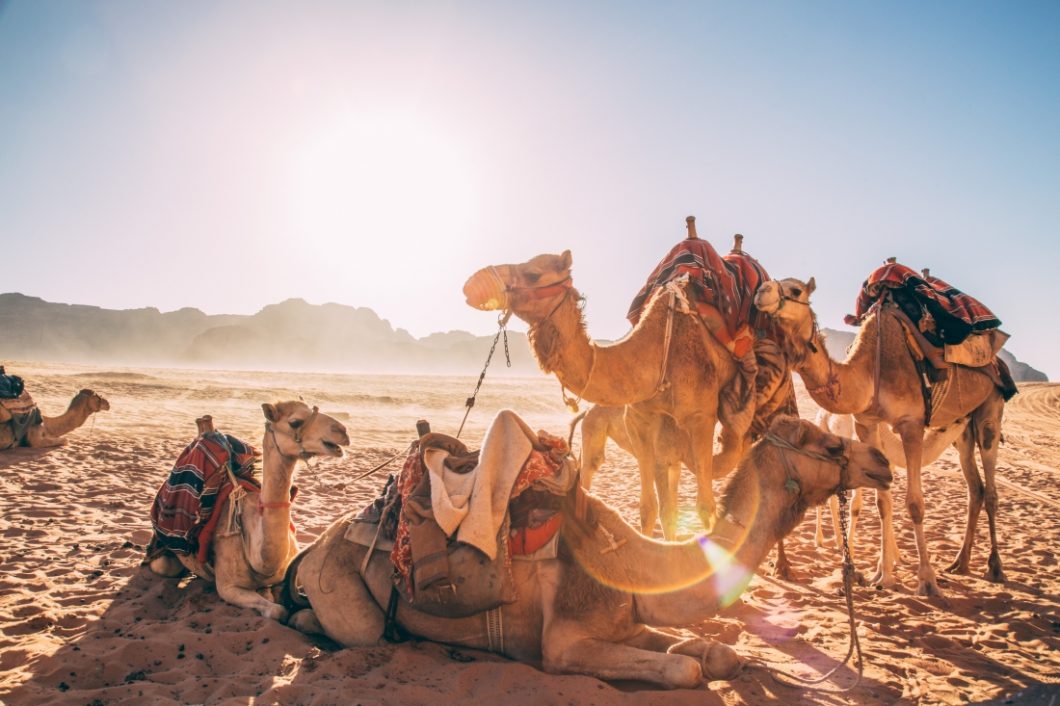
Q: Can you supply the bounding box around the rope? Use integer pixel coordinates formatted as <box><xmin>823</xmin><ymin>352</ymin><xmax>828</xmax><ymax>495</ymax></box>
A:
<box><xmin>745</xmin><ymin>488</ymin><xmax>865</xmax><ymax>692</ymax></box>
<box><xmin>457</xmin><ymin>311</ymin><xmax>512</xmax><ymax>438</ymax></box>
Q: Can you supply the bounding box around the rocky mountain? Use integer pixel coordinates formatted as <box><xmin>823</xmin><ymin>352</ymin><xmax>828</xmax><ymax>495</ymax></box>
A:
<box><xmin>0</xmin><ymin>292</ymin><xmax>1047</xmax><ymax>381</ymax></box>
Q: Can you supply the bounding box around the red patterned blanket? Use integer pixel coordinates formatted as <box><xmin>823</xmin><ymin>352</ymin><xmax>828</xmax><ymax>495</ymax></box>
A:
<box><xmin>148</xmin><ymin>431</ymin><xmax>259</xmax><ymax>564</ymax></box>
<box><xmin>626</xmin><ymin>238</ymin><xmax>772</xmax><ymax>358</ymax></box>
<box><xmin>844</xmin><ymin>263</ymin><xmax>1001</xmax><ymax>345</ymax></box>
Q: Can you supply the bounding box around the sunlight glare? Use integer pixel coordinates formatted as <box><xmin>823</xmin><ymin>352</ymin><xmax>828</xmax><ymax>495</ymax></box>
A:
<box><xmin>289</xmin><ymin>113</ymin><xmax>478</xmax><ymax>263</ymax></box>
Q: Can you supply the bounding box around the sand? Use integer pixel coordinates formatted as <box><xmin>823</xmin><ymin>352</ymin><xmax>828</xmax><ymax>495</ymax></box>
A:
<box><xmin>0</xmin><ymin>361</ymin><xmax>1057</xmax><ymax>705</ymax></box>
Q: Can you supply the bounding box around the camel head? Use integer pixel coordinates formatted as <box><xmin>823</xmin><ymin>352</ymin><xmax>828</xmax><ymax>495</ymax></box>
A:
<box><xmin>76</xmin><ymin>389</ymin><xmax>111</xmax><ymax>413</ymax></box>
<box><xmin>757</xmin><ymin>415</ymin><xmax>892</xmax><ymax>509</ymax></box>
<box><xmin>261</xmin><ymin>401</ymin><xmax>350</xmax><ymax>460</ymax></box>
<box><xmin>754</xmin><ymin>277</ymin><xmax>815</xmax><ymax>324</ymax></box>
<box><xmin>463</xmin><ymin>251</ymin><xmax>574</xmax><ymax>321</ymax></box>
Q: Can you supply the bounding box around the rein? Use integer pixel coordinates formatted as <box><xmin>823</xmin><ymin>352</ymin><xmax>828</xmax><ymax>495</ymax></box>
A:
<box><xmin>747</xmin><ymin>433</ymin><xmax>865</xmax><ymax>692</ymax></box>
<box><xmin>457</xmin><ymin>310</ymin><xmax>512</xmax><ymax>438</ymax></box>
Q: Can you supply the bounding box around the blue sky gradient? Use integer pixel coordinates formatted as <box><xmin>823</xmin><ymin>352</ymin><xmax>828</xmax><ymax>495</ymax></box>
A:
<box><xmin>1</xmin><ymin>1</ymin><xmax>1057</xmax><ymax>375</ymax></box>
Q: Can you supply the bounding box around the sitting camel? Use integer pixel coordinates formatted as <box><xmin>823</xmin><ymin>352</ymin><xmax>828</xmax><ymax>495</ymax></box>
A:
<box><xmin>464</xmin><ymin>250</ymin><xmax>753</xmax><ymax>539</ymax></box>
<box><xmin>282</xmin><ymin>416</ymin><xmax>892</xmax><ymax>689</ymax></box>
<box><xmin>147</xmin><ymin>401</ymin><xmax>349</xmax><ymax>620</ymax></box>
<box><xmin>0</xmin><ymin>388</ymin><xmax>110</xmax><ymax>450</ymax></box>
<box><xmin>756</xmin><ymin>277</ymin><xmax>1009</xmax><ymax>596</ymax></box>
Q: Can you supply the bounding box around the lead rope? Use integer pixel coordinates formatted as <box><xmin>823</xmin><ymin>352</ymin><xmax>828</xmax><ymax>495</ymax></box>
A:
<box><xmin>457</xmin><ymin>310</ymin><xmax>512</xmax><ymax>438</ymax></box>
<box><xmin>745</xmin><ymin>452</ymin><xmax>865</xmax><ymax>692</ymax></box>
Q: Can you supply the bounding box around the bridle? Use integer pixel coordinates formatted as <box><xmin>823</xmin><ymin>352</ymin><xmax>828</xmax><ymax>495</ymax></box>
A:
<box><xmin>259</xmin><ymin>406</ymin><xmax>320</xmax><ymax>512</ymax></box>
<box><xmin>762</xmin><ymin>429</ymin><xmax>852</xmax><ymax>495</ymax></box>
<box><xmin>765</xmin><ymin>282</ymin><xmax>842</xmax><ymax>403</ymax></box>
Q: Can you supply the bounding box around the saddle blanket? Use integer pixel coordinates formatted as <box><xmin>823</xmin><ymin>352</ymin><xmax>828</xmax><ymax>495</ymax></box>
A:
<box><xmin>845</xmin><ymin>263</ymin><xmax>1001</xmax><ymax>343</ymax></box>
<box><xmin>626</xmin><ymin>238</ymin><xmax>772</xmax><ymax>358</ymax></box>
<box><xmin>148</xmin><ymin>431</ymin><xmax>259</xmax><ymax>564</ymax></box>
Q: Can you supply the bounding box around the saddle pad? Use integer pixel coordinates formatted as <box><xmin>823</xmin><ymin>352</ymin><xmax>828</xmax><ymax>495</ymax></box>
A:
<box><xmin>945</xmin><ymin>330</ymin><xmax>1009</xmax><ymax>368</ymax></box>
<box><xmin>345</xmin><ymin>520</ymin><xmax>396</xmax><ymax>552</ymax></box>
<box><xmin>0</xmin><ymin>390</ymin><xmax>36</xmax><ymax>415</ymax></box>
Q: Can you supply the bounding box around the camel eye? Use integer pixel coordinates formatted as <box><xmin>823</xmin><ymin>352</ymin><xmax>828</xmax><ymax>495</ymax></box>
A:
<box><xmin>825</xmin><ymin>442</ymin><xmax>844</xmax><ymax>456</ymax></box>
<box><xmin>791</xmin><ymin>288</ymin><xmax>802</xmax><ymax>297</ymax></box>
<box><xmin>289</xmin><ymin>419</ymin><xmax>304</xmax><ymax>429</ymax></box>
<box><xmin>524</xmin><ymin>272</ymin><xmax>541</xmax><ymax>284</ymax></box>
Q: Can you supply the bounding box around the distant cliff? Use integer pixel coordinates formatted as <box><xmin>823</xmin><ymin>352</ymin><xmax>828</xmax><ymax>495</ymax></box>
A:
<box><xmin>0</xmin><ymin>292</ymin><xmax>1047</xmax><ymax>381</ymax></box>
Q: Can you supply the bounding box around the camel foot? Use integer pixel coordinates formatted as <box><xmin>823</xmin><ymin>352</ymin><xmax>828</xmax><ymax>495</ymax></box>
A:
<box><xmin>815</xmin><ymin>535</ymin><xmax>837</xmax><ymax>549</ymax></box>
<box><xmin>696</xmin><ymin>504</ymin><xmax>716</xmax><ymax>534</ymax></box>
<box><xmin>944</xmin><ymin>557</ymin><xmax>970</xmax><ymax>575</ymax></box>
<box><xmin>702</xmin><ymin>643</ymin><xmax>742</xmax><ymax>681</ymax></box>
<box><xmin>986</xmin><ymin>555</ymin><xmax>1007</xmax><ymax>584</ymax></box>
<box><xmin>916</xmin><ymin>578</ymin><xmax>944</xmax><ymax>599</ymax></box>
<box><xmin>868</xmin><ymin>568</ymin><xmax>897</xmax><ymax>590</ymax></box>
<box><xmin>771</xmin><ymin>560</ymin><xmax>798</xmax><ymax>583</ymax></box>
<box><xmin>261</xmin><ymin>602</ymin><xmax>290</xmax><ymax>623</ymax></box>
<box><xmin>288</xmin><ymin>609</ymin><xmax>325</xmax><ymax>635</ymax></box>
<box><xmin>149</xmin><ymin>555</ymin><xmax>188</xmax><ymax>578</ymax></box>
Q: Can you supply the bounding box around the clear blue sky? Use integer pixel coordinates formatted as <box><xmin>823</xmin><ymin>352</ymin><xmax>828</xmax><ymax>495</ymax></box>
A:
<box><xmin>1</xmin><ymin>1</ymin><xmax>1057</xmax><ymax>377</ymax></box>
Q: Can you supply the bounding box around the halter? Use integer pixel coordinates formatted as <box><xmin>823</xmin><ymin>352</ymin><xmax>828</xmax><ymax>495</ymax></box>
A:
<box><xmin>762</xmin><ymin>430</ymin><xmax>852</xmax><ymax>494</ymax></box>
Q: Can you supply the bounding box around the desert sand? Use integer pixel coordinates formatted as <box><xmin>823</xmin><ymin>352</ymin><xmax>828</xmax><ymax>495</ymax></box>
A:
<box><xmin>0</xmin><ymin>360</ymin><xmax>1057</xmax><ymax>705</ymax></box>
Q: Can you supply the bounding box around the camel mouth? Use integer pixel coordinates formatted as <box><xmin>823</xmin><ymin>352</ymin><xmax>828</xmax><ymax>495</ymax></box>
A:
<box><xmin>320</xmin><ymin>440</ymin><xmax>344</xmax><ymax>457</ymax></box>
<box><xmin>866</xmin><ymin>469</ymin><xmax>893</xmax><ymax>489</ymax></box>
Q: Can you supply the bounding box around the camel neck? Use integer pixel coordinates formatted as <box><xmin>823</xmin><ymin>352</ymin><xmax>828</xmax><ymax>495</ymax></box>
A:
<box><xmin>524</xmin><ymin>287</ymin><xmax>681</xmax><ymax>407</ymax></box>
<box><xmin>796</xmin><ymin>319</ymin><xmax>876</xmax><ymax>415</ymax></box>
<box><xmin>42</xmin><ymin>397</ymin><xmax>92</xmax><ymax>436</ymax></box>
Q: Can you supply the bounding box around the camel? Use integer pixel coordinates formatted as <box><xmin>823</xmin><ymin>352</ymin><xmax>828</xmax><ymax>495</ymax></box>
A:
<box><xmin>0</xmin><ymin>388</ymin><xmax>110</xmax><ymax>450</ymax></box>
<box><xmin>464</xmin><ymin>250</ymin><xmax>753</xmax><ymax>539</ymax></box>
<box><xmin>147</xmin><ymin>401</ymin><xmax>350</xmax><ymax>620</ymax></box>
<box><xmin>283</xmin><ymin>416</ymin><xmax>893</xmax><ymax>689</ymax></box>
<box><xmin>756</xmin><ymin>277</ymin><xmax>1008</xmax><ymax>596</ymax></box>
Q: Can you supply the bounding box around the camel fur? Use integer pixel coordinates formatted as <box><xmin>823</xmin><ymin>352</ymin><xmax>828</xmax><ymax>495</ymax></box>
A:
<box><xmin>756</xmin><ymin>277</ymin><xmax>1008</xmax><ymax>596</ymax></box>
<box><xmin>284</xmin><ymin>416</ymin><xmax>892</xmax><ymax>689</ymax></box>
<box><xmin>147</xmin><ymin>401</ymin><xmax>349</xmax><ymax>620</ymax></box>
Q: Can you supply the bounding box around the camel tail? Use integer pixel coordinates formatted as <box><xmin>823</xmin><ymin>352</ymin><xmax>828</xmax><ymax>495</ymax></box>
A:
<box><xmin>278</xmin><ymin>548</ymin><xmax>312</xmax><ymax>613</ymax></box>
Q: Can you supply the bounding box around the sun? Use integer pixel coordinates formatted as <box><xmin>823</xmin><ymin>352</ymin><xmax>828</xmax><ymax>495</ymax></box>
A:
<box><xmin>289</xmin><ymin>112</ymin><xmax>478</xmax><ymax>262</ymax></box>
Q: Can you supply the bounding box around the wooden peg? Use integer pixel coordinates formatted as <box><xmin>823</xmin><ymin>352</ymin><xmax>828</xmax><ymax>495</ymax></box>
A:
<box><xmin>685</xmin><ymin>215</ymin><xmax>698</xmax><ymax>240</ymax></box>
<box><xmin>731</xmin><ymin>233</ymin><xmax>744</xmax><ymax>254</ymax></box>
<box><xmin>922</xmin><ymin>267</ymin><xmax>931</xmax><ymax>279</ymax></box>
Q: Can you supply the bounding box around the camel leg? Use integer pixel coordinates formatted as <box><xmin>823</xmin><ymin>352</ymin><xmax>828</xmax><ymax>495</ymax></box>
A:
<box><xmin>975</xmin><ymin>402</ymin><xmax>1007</xmax><ymax>583</ymax></box>
<box><xmin>857</xmin><ymin>421</ymin><xmax>897</xmax><ymax>588</ymax></box>
<box><xmin>215</xmin><ymin>579</ymin><xmax>289</xmax><ymax>622</ymax></box>
<box><xmin>148</xmin><ymin>554</ymin><xmax>187</xmax><ymax>578</ymax></box>
<box><xmin>895</xmin><ymin>419</ymin><xmax>941</xmax><ymax>597</ymax></box>
<box><xmin>625</xmin><ymin>407</ymin><xmax>662</xmax><ymax>536</ymax></box>
<box><xmin>25</xmin><ymin>425</ymin><xmax>66</xmax><ymax>448</ymax></box>
<box><xmin>684</xmin><ymin>412</ymin><xmax>719</xmax><ymax>532</ymax></box>
<box><xmin>711</xmin><ymin>424</ymin><xmax>745</xmax><ymax>480</ymax></box>
<box><xmin>846</xmin><ymin>488</ymin><xmax>863</xmax><ymax>563</ymax></box>
<box><xmin>945</xmin><ymin>425</ymin><xmax>983</xmax><ymax>575</ymax></box>
<box><xmin>654</xmin><ymin>461</ymin><xmax>681</xmax><ymax>540</ymax></box>
<box><xmin>543</xmin><ymin>623</ymin><xmax>703</xmax><ymax>689</ymax></box>
<box><xmin>817</xmin><ymin>496</ymin><xmax>839</xmax><ymax>548</ymax></box>
<box><xmin>622</xmin><ymin>626</ymin><xmax>742</xmax><ymax>681</ymax></box>
<box><xmin>773</xmin><ymin>539</ymin><xmax>796</xmax><ymax>581</ymax></box>
<box><xmin>579</xmin><ymin>411</ymin><xmax>608</xmax><ymax>490</ymax></box>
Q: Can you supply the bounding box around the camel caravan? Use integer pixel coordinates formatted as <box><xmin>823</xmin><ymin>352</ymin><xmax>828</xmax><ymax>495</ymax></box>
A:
<box><xmin>17</xmin><ymin>215</ymin><xmax>1013</xmax><ymax>689</ymax></box>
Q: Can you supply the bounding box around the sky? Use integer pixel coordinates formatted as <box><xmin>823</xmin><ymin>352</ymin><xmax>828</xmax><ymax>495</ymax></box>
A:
<box><xmin>1</xmin><ymin>1</ymin><xmax>1058</xmax><ymax>377</ymax></box>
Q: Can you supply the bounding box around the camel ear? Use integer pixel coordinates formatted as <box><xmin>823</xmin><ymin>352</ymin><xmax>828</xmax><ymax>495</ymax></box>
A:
<box><xmin>262</xmin><ymin>403</ymin><xmax>280</xmax><ymax>423</ymax></box>
<box><xmin>559</xmin><ymin>250</ymin><xmax>572</xmax><ymax>271</ymax></box>
<box><xmin>806</xmin><ymin>277</ymin><xmax>816</xmax><ymax>295</ymax></box>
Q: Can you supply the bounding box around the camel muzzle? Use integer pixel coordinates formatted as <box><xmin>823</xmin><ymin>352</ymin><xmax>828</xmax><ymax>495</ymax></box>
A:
<box><xmin>464</xmin><ymin>266</ymin><xmax>509</xmax><ymax>311</ymax></box>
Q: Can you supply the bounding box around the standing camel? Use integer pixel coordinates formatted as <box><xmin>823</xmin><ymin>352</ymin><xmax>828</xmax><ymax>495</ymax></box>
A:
<box><xmin>0</xmin><ymin>388</ymin><xmax>110</xmax><ymax>450</ymax></box>
<box><xmin>756</xmin><ymin>277</ymin><xmax>1009</xmax><ymax>596</ymax></box>
<box><xmin>283</xmin><ymin>416</ymin><xmax>893</xmax><ymax>689</ymax></box>
<box><xmin>464</xmin><ymin>251</ymin><xmax>752</xmax><ymax>538</ymax></box>
<box><xmin>147</xmin><ymin>401</ymin><xmax>349</xmax><ymax>620</ymax></box>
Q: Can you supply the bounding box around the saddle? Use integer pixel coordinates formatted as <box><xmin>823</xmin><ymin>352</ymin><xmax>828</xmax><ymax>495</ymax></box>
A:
<box><xmin>346</xmin><ymin>414</ymin><xmax>576</xmax><ymax>619</ymax></box>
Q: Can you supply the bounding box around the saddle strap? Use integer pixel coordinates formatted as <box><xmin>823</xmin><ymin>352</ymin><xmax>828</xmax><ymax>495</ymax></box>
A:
<box><xmin>485</xmin><ymin>606</ymin><xmax>505</xmax><ymax>653</ymax></box>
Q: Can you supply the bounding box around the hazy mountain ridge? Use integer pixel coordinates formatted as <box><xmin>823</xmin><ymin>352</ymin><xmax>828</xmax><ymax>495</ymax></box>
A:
<box><xmin>0</xmin><ymin>292</ymin><xmax>1047</xmax><ymax>380</ymax></box>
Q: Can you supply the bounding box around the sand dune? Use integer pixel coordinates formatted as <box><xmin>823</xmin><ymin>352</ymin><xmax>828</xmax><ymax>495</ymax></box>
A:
<box><xmin>0</xmin><ymin>361</ymin><xmax>1057</xmax><ymax>705</ymax></box>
